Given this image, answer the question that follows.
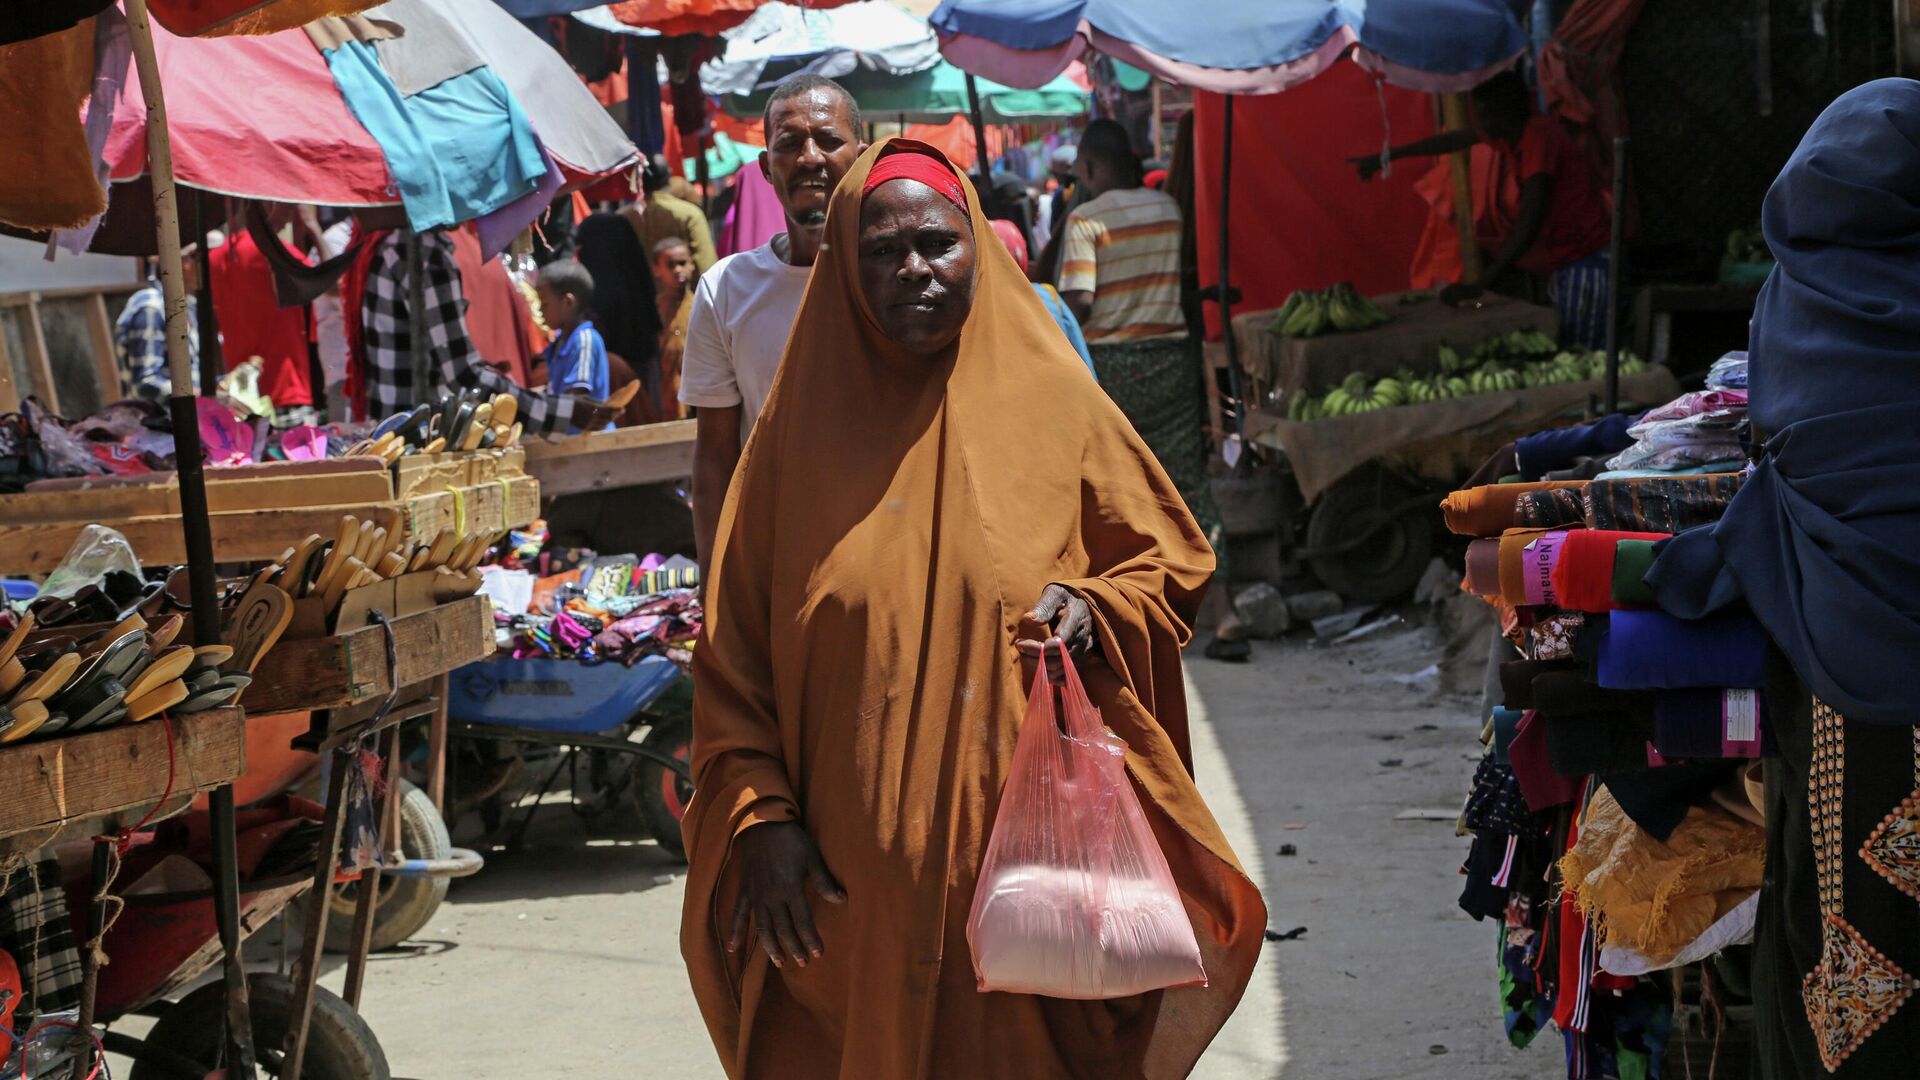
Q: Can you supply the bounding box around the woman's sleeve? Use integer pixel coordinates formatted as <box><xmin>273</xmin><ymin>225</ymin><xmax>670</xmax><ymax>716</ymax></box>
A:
<box><xmin>688</xmin><ymin>430</ymin><xmax>798</xmax><ymax>839</ymax></box>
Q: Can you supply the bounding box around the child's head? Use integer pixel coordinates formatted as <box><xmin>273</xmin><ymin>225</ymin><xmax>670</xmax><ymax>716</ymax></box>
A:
<box><xmin>535</xmin><ymin>260</ymin><xmax>596</xmax><ymax>332</ymax></box>
<box><xmin>652</xmin><ymin>238</ymin><xmax>695</xmax><ymax>294</ymax></box>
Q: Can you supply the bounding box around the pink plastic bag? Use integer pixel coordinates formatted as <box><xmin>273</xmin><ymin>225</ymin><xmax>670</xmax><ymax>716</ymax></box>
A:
<box><xmin>967</xmin><ymin>649</ymin><xmax>1205</xmax><ymax>999</ymax></box>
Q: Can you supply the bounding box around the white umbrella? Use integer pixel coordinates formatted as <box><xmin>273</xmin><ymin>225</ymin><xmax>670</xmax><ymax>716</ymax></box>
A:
<box><xmin>699</xmin><ymin>0</ymin><xmax>940</xmax><ymax>97</ymax></box>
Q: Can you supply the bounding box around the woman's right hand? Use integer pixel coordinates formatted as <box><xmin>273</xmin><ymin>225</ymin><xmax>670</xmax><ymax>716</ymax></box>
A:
<box><xmin>727</xmin><ymin>821</ymin><xmax>845</xmax><ymax>969</ymax></box>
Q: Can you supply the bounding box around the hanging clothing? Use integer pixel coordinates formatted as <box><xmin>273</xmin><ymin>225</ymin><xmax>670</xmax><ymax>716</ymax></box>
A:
<box><xmin>446</xmin><ymin>223</ymin><xmax>544</xmax><ymax>387</ymax></box>
<box><xmin>717</xmin><ymin>165</ymin><xmax>785</xmax><ymax>261</ymax></box>
<box><xmin>210</xmin><ymin>230</ymin><xmax>316</xmax><ymax>411</ymax></box>
<box><xmin>681</xmin><ymin>139</ymin><xmax>1264</xmax><ymax>1080</ymax></box>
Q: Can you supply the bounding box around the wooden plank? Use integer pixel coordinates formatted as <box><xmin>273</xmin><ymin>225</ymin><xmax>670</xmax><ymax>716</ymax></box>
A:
<box><xmin>1438</xmin><ymin>94</ymin><xmax>1482</xmax><ymax>284</ymax></box>
<box><xmin>242</xmin><ymin>596</ymin><xmax>494</xmax><ymax>715</ymax></box>
<box><xmin>0</xmin><ymin>309</ymin><xmax>18</xmax><ymax>414</ymax></box>
<box><xmin>402</xmin><ymin>477</ymin><xmax>539</xmax><ymax>542</ymax></box>
<box><xmin>20</xmin><ymin>296</ymin><xmax>59</xmax><ymax>414</ymax></box>
<box><xmin>522</xmin><ymin>421</ymin><xmax>697</xmax><ymax>496</ymax></box>
<box><xmin>85</xmin><ymin>293</ymin><xmax>121</xmax><ymax>405</ymax></box>
<box><xmin>0</xmin><ymin>503</ymin><xmax>404</xmax><ymax>573</ymax></box>
<box><xmin>0</xmin><ymin>707</ymin><xmax>246</xmax><ymax>840</ymax></box>
<box><xmin>0</xmin><ymin>283</ymin><xmax>141</xmax><ymax>305</ymax></box>
<box><xmin>204</xmin><ymin>471</ymin><xmax>395</xmax><ymax>515</ymax></box>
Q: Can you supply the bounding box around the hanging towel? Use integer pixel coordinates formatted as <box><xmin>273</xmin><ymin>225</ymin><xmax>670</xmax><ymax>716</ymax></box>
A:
<box><xmin>1548</xmin><ymin>529</ymin><xmax>1671</xmax><ymax>613</ymax></box>
<box><xmin>1595</xmin><ymin>609</ymin><xmax>1767</xmax><ymax>691</ymax></box>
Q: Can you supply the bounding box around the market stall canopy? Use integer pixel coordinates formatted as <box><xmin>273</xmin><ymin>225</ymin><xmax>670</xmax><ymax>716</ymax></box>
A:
<box><xmin>928</xmin><ymin>0</ymin><xmax>1530</xmax><ymax>94</ymax></box>
<box><xmin>495</xmin><ymin>0</ymin><xmax>858</xmax><ymax>37</ymax></box>
<box><xmin>720</xmin><ymin>58</ymin><xmax>1087</xmax><ymax>124</ymax></box>
<box><xmin>701</xmin><ymin>0</ymin><xmax>940</xmax><ymax>97</ymax></box>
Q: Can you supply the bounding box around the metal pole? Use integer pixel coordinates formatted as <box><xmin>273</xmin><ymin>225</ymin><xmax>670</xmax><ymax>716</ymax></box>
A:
<box><xmin>122</xmin><ymin>1</ymin><xmax>255</xmax><ymax>1075</ymax></box>
<box><xmin>1216</xmin><ymin>94</ymin><xmax>1246</xmax><ymax>449</ymax></box>
<box><xmin>965</xmin><ymin>73</ymin><xmax>993</xmax><ymax>179</ymax></box>
<box><xmin>1603</xmin><ymin>136</ymin><xmax>1629</xmax><ymax>415</ymax></box>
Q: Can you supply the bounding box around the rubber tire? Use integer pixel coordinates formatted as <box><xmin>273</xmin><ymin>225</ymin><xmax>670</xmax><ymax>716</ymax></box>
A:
<box><xmin>129</xmin><ymin>973</ymin><xmax>390</xmax><ymax>1080</ymax></box>
<box><xmin>635</xmin><ymin>709</ymin><xmax>693</xmax><ymax>861</ymax></box>
<box><xmin>313</xmin><ymin>777</ymin><xmax>451</xmax><ymax>953</ymax></box>
<box><xmin>1304</xmin><ymin>473</ymin><xmax>1434</xmax><ymax>604</ymax></box>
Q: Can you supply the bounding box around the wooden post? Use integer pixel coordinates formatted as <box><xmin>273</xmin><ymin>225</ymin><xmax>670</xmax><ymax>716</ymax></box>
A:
<box><xmin>1438</xmin><ymin>93</ymin><xmax>1482</xmax><ymax>284</ymax></box>
<box><xmin>427</xmin><ymin>673</ymin><xmax>450</xmax><ymax>813</ymax></box>
<box><xmin>0</xmin><ymin>315</ymin><xmax>19</xmax><ymax>414</ymax></box>
<box><xmin>85</xmin><ymin>293</ymin><xmax>121</xmax><ymax>405</ymax></box>
<box><xmin>20</xmin><ymin>297</ymin><xmax>59</xmax><ymax>414</ymax></box>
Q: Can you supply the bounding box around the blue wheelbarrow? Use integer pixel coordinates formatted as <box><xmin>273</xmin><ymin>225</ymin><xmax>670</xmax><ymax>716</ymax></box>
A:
<box><xmin>447</xmin><ymin>653</ymin><xmax>694</xmax><ymax>858</ymax></box>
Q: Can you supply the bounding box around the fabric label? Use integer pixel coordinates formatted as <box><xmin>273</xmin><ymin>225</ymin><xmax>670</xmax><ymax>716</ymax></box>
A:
<box><xmin>1523</xmin><ymin>531</ymin><xmax>1569</xmax><ymax>607</ymax></box>
<box><xmin>1723</xmin><ymin>688</ymin><xmax>1759</xmax><ymax>745</ymax></box>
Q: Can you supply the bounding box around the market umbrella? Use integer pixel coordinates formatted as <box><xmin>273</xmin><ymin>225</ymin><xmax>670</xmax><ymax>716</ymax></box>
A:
<box><xmin>699</xmin><ymin>0</ymin><xmax>939</xmax><ymax>97</ymax></box>
<box><xmin>928</xmin><ymin>0</ymin><xmax>1528</xmax><ymax>94</ymax></box>
<box><xmin>496</xmin><ymin>0</ymin><xmax>858</xmax><ymax>36</ymax></box>
<box><xmin>718</xmin><ymin>58</ymin><xmax>1088</xmax><ymax>123</ymax></box>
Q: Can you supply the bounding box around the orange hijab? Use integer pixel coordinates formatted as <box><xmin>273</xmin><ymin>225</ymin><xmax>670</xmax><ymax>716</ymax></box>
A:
<box><xmin>681</xmin><ymin>139</ymin><xmax>1265</xmax><ymax>1079</ymax></box>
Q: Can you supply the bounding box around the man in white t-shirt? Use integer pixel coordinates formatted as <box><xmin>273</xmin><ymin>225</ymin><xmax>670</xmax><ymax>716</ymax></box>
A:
<box><xmin>680</xmin><ymin>75</ymin><xmax>865</xmax><ymax>574</ymax></box>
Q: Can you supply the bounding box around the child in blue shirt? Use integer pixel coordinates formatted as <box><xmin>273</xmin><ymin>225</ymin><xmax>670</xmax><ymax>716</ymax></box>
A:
<box><xmin>533</xmin><ymin>260</ymin><xmax>612</xmax><ymax>431</ymax></box>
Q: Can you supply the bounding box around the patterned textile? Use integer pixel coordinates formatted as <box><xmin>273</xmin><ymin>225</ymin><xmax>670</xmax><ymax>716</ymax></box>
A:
<box><xmin>272</xmin><ymin>404</ymin><xmax>324</xmax><ymax>430</ymax></box>
<box><xmin>1516</xmin><ymin>485</ymin><xmax>1587</xmax><ymax>528</ymax></box>
<box><xmin>1551</xmin><ymin>251</ymin><xmax>1612</xmax><ymax>351</ymax></box>
<box><xmin>1531</xmin><ymin>613</ymin><xmax>1587</xmax><ymax>661</ymax></box>
<box><xmin>1584</xmin><ymin>472</ymin><xmax>1746</xmax><ymax>533</ymax></box>
<box><xmin>1089</xmin><ymin>337</ymin><xmax>1225</xmax><ymax>574</ymax></box>
<box><xmin>0</xmin><ymin>857</ymin><xmax>82</xmax><ymax>1018</ymax></box>
<box><xmin>360</xmin><ymin>230</ymin><xmax>578</xmax><ymax>433</ymax></box>
<box><xmin>113</xmin><ymin>282</ymin><xmax>199</xmax><ymax>402</ymax></box>
<box><xmin>1464</xmin><ymin>755</ymin><xmax>1534</xmax><ymax>836</ymax></box>
<box><xmin>1862</xmin><ymin>786</ymin><xmax>1920</xmax><ymax>903</ymax></box>
<box><xmin>1060</xmin><ymin>187</ymin><xmax>1186</xmax><ymax>343</ymax></box>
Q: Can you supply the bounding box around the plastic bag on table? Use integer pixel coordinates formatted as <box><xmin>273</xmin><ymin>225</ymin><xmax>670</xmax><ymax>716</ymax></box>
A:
<box><xmin>1706</xmin><ymin>351</ymin><xmax>1748</xmax><ymax>390</ymax></box>
<box><xmin>22</xmin><ymin>400</ymin><xmax>104</xmax><ymax>480</ymax></box>
<box><xmin>967</xmin><ymin>648</ymin><xmax>1205</xmax><ymax>999</ymax></box>
<box><xmin>1637</xmin><ymin>389</ymin><xmax>1748</xmax><ymax>425</ymax></box>
<box><xmin>35</xmin><ymin>525</ymin><xmax>141</xmax><ymax>602</ymax></box>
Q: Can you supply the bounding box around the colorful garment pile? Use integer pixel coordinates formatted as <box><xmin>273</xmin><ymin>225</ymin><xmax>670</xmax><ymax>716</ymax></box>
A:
<box><xmin>489</xmin><ymin>547</ymin><xmax>701</xmax><ymax>669</ymax></box>
<box><xmin>1444</xmin><ymin>382</ymin><xmax>1770</xmax><ymax>1078</ymax></box>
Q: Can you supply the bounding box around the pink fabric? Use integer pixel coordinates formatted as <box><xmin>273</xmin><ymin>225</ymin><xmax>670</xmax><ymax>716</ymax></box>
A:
<box><xmin>717</xmin><ymin>164</ymin><xmax>783</xmax><ymax>259</ymax></box>
<box><xmin>103</xmin><ymin>19</ymin><xmax>395</xmax><ymax>207</ymax></box>
<box><xmin>991</xmin><ymin>219</ymin><xmax>1029</xmax><ymax>274</ymax></box>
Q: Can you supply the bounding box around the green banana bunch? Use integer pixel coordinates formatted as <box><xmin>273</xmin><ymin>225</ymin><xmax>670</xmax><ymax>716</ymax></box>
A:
<box><xmin>1270</xmin><ymin>283</ymin><xmax>1392</xmax><ymax>337</ymax></box>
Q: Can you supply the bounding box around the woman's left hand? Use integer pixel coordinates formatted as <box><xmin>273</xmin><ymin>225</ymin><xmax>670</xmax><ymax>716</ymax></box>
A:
<box><xmin>1016</xmin><ymin>584</ymin><xmax>1099</xmax><ymax>684</ymax></box>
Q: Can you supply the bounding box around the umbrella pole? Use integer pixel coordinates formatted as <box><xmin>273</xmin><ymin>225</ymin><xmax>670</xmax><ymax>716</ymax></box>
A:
<box><xmin>1603</xmin><ymin>136</ymin><xmax>1629</xmax><ymax>415</ymax></box>
<box><xmin>122</xmin><ymin>3</ymin><xmax>258</xmax><ymax>1077</ymax></box>
<box><xmin>1216</xmin><ymin>94</ymin><xmax>1246</xmax><ymax>450</ymax></box>
<box><xmin>965</xmin><ymin>73</ymin><xmax>993</xmax><ymax>179</ymax></box>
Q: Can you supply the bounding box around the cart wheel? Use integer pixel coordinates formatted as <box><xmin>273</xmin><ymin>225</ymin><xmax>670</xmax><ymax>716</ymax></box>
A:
<box><xmin>636</xmin><ymin>710</ymin><xmax>693</xmax><ymax>861</ymax></box>
<box><xmin>310</xmin><ymin>778</ymin><xmax>451</xmax><ymax>953</ymax></box>
<box><xmin>1304</xmin><ymin>472</ymin><xmax>1434</xmax><ymax>604</ymax></box>
<box><xmin>128</xmin><ymin>973</ymin><xmax>390</xmax><ymax>1080</ymax></box>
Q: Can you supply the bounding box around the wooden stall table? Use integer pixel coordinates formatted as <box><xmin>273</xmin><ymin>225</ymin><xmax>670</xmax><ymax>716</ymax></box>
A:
<box><xmin>520</xmin><ymin>419</ymin><xmax>696</xmax><ymax>496</ymax></box>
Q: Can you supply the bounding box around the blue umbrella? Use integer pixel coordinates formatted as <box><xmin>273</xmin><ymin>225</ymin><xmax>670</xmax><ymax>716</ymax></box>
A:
<box><xmin>928</xmin><ymin>0</ymin><xmax>1528</xmax><ymax>94</ymax></box>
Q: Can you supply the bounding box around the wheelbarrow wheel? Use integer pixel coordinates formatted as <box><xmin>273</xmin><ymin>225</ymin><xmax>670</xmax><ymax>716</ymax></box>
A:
<box><xmin>1304</xmin><ymin>472</ymin><xmax>1433</xmax><ymax>604</ymax></box>
<box><xmin>129</xmin><ymin>973</ymin><xmax>389</xmax><ymax>1080</ymax></box>
<box><xmin>636</xmin><ymin>710</ymin><xmax>693</xmax><ymax>861</ymax></box>
<box><xmin>310</xmin><ymin>778</ymin><xmax>451</xmax><ymax>953</ymax></box>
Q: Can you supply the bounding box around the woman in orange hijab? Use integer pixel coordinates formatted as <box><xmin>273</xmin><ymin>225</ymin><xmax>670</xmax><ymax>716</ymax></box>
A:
<box><xmin>680</xmin><ymin>139</ymin><xmax>1265</xmax><ymax>1079</ymax></box>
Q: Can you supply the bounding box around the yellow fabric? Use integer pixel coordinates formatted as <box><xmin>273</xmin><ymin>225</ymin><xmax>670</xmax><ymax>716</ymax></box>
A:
<box><xmin>1560</xmin><ymin>787</ymin><xmax>1765</xmax><ymax>968</ymax></box>
<box><xmin>152</xmin><ymin>0</ymin><xmax>384</xmax><ymax>38</ymax></box>
<box><xmin>0</xmin><ymin>20</ymin><xmax>105</xmax><ymax>231</ymax></box>
<box><xmin>681</xmin><ymin>138</ymin><xmax>1266</xmax><ymax>1079</ymax></box>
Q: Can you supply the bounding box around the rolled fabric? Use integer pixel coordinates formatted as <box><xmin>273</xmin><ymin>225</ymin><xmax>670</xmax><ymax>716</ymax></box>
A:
<box><xmin>1465</xmin><ymin>539</ymin><xmax>1503</xmax><ymax>597</ymax></box>
<box><xmin>1542</xmin><ymin>710</ymin><xmax>1657</xmax><ymax>777</ymax></box>
<box><xmin>1532</xmin><ymin>669</ymin><xmax>1658</xmax><ymax>721</ymax></box>
<box><xmin>1497</xmin><ymin>528</ymin><xmax>1551</xmax><ymax>604</ymax></box>
<box><xmin>1515</xmin><ymin>413</ymin><xmax>1640</xmax><ymax>480</ymax></box>
<box><xmin>1595</xmin><ymin>609</ymin><xmax>1768</xmax><ymax>690</ymax></box>
<box><xmin>1521</xmin><ymin>530</ymin><xmax>1573</xmax><ymax>606</ymax></box>
<box><xmin>1499</xmin><ymin>659</ymin><xmax>1580</xmax><ymax>711</ymax></box>
<box><xmin>1652</xmin><ymin>687</ymin><xmax>1768</xmax><ymax>760</ymax></box>
<box><xmin>1442</xmin><ymin>481</ymin><xmax>1590</xmax><ymax>537</ymax></box>
<box><xmin>1583</xmin><ymin>472</ymin><xmax>1747</xmax><ymax>532</ymax></box>
<box><xmin>1610</xmin><ymin>540</ymin><xmax>1659</xmax><ymax>607</ymax></box>
<box><xmin>1531</xmin><ymin>612</ymin><xmax>1588</xmax><ymax>660</ymax></box>
<box><xmin>1549</xmin><ymin>529</ymin><xmax>1672</xmax><ymax>612</ymax></box>
<box><xmin>1514</xmin><ymin>487</ymin><xmax>1588</xmax><ymax>528</ymax></box>
<box><xmin>1509</xmin><ymin>711</ymin><xmax>1586</xmax><ymax>810</ymax></box>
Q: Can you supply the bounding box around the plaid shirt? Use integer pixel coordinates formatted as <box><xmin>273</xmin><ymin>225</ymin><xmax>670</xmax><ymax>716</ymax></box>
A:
<box><xmin>114</xmin><ymin>281</ymin><xmax>198</xmax><ymax>402</ymax></box>
<box><xmin>361</xmin><ymin>230</ymin><xmax>577</xmax><ymax>433</ymax></box>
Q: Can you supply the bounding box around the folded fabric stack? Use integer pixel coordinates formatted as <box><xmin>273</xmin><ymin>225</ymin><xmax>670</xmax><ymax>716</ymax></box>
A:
<box><xmin>1442</xmin><ymin>385</ymin><xmax>1768</xmax><ymax>1076</ymax></box>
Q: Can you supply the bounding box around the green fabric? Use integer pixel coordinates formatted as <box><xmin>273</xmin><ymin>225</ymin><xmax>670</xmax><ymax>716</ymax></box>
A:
<box><xmin>684</xmin><ymin>132</ymin><xmax>757</xmax><ymax>182</ymax></box>
<box><xmin>1088</xmin><ymin>337</ymin><xmax>1225</xmax><ymax>576</ymax></box>
<box><xmin>1611</xmin><ymin>540</ymin><xmax>1659</xmax><ymax>606</ymax></box>
<box><xmin>1109</xmin><ymin>60</ymin><xmax>1153</xmax><ymax>93</ymax></box>
<box><xmin>720</xmin><ymin>61</ymin><xmax>1089</xmax><ymax>126</ymax></box>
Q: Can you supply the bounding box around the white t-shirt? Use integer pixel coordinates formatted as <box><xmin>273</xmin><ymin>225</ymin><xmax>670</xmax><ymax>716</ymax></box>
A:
<box><xmin>678</xmin><ymin>236</ymin><xmax>813</xmax><ymax>444</ymax></box>
<box><xmin>312</xmin><ymin>218</ymin><xmax>356</xmax><ymax>388</ymax></box>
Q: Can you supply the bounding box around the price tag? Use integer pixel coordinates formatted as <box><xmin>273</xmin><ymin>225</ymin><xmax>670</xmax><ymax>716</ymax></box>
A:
<box><xmin>1724</xmin><ymin>688</ymin><xmax>1759</xmax><ymax>743</ymax></box>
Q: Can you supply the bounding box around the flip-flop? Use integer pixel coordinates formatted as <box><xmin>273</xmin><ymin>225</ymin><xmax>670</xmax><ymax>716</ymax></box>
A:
<box><xmin>0</xmin><ymin>700</ymin><xmax>51</xmax><ymax>743</ymax></box>
<box><xmin>126</xmin><ymin>680</ymin><xmax>187</xmax><ymax>723</ymax></box>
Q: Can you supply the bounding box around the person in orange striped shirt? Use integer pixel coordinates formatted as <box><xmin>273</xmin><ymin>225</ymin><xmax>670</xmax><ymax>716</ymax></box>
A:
<box><xmin>1058</xmin><ymin>120</ymin><xmax>1239</xmax><ymax>659</ymax></box>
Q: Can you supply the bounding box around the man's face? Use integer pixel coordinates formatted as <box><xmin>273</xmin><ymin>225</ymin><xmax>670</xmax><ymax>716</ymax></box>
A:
<box><xmin>654</xmin><ymin>247</ymin><xmax>694</xmax><ymax>292</ymax></box>
<box><xmin>759</xmin><ymin>89</ymin><xmax>861</xmax><ymax>231</ymax></box>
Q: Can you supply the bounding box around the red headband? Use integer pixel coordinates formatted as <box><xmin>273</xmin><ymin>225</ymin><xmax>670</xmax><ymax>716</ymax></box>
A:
<box><xmin>862</xmin><ymin>149</ymin><xmax>967</xmax><ymax>211</ymax></box>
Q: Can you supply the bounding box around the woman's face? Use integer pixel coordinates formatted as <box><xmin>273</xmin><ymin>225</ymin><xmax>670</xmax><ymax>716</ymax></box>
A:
<box><xmin>857</xmin><ymin>181</ymin><xmax>976</xmax><ymax>355</ymax></box>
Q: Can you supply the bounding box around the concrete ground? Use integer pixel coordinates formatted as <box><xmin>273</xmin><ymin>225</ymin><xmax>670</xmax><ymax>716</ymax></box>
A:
<box><xmin>112</xmin><ymin>620</ymin><xmax>1552</xmax><ymax>1078</ymax></box>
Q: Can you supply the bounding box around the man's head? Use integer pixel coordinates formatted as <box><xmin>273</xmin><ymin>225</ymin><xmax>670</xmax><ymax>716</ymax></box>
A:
<box><xmin>1471</xmin><ymin>69</ymin><xmax>1534</xmax><ymax>144</ymax></box>
<box><xmin>1049</xmin><ymin>145</ymin><xmax>1076</xmax><ymax>184</ymax></box>
<box><xmin>759</xmin><ymin>75</ymin><xmax>864</xmax><ymax>238</ymax></box>
<box><xmin>535</xmin><ymin>260</ymin><xmax>595</xmax><ymax>333</ymax></box>
<box><xmin>643</xmin><ymin>153</ymin><xmax>672</xmax><ymax>196</ymax></box>
<box><xmin>652</xmin><ymin>238</ymin><xmax>695</xmax><ymax>295</ymax></box>
<box><xmin>1073</xmin><ymin>120</ymin><xmax>1141</xmax><ymax>199</ymax></box>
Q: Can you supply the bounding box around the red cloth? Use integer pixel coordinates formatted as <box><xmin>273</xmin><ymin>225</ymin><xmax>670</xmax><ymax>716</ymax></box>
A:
<box><xmin>448</xmin><ymin>224</ymin><xmax>545</xmax><ymax>387</ymax></box>
<box><xmin>1193</xmin><ymin>64</ymin><xmax>1437</xmax><ymax>340</ymax></box>
<box><xmin>1511</xmin><ymin>116</ymin><xmax>1612</xmax><ymax>272</ymax></box>
<box><xmin>1539</xmin><ymin>0</ymin><xmax>1647</xmax><ymax>209</ymax></box>
<box><xmin>864</xmin><ymin>145</ymin><xmax>966</xmax><ymax>209</ymax></box>
<box><xmin>210</xmin><ymin>231</ymin><xmax>315</xmax><ymax>409</ymax></box>
<box><xmin>1549</xmin><ymin>529</ymin><xmax>1671</xmax><ymax>613</ymax></box>
<box><xmin>340</xmin><ymin>226</ymin><xmax>393</xmax><ymax>422</ymax></box>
